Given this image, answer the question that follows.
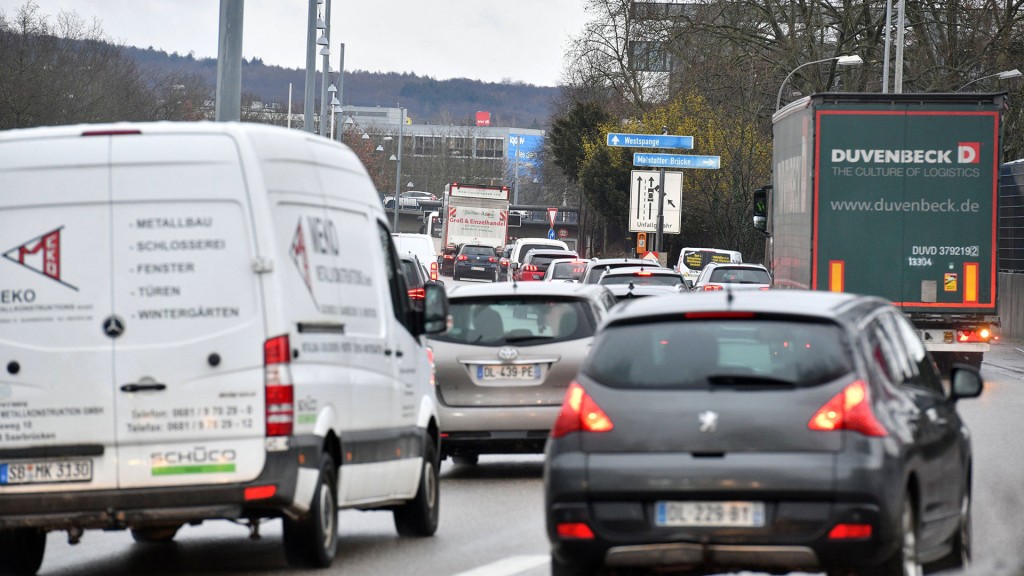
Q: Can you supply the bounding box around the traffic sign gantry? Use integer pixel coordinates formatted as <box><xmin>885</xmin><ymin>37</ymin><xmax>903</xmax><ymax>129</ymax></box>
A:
<box><xmin>606</xmin><ymin>133</ymin><xmax>693</xmax><ymax>150</ymax></box>
<box><xmin>633</xmin><ymin>153</ymin><xmax>721</xmax><ymax>170</ymax></box>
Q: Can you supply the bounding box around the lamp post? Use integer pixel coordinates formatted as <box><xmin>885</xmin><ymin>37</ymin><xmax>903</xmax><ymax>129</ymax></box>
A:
<box><xmin>303</xmin><ymin>0</ymin><xmax>322</xmax><ymax>132</ymax></box>
<box><xmin>317</xmin><ymin>0</ymin><xmax>331</xmax><ymax>137</ymax></box>
<box><xmin>956</xmin><ymin>69</ymin><xmax>1022</xmax><ymax>92</ymax></box>
<box><xmin>392</xmin><ymin>107</ymin><xmax>406</xmax><ymax>232</ymax></box>
<box><xmin>327</xmin><ymin>83</ymin><xmax>339</xmax><ymax>139</ymax></box>
<box><xmin>776</xmin><ymin>55</ymin><xmax>864</xmax><ymax>111</ymax></box>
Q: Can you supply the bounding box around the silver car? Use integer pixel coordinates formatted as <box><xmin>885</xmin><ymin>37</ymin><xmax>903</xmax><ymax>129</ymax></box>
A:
<box><xmin>427</xmin><ymin>282</ymin><xmax>615</xmax><ymax>464</ymax></box>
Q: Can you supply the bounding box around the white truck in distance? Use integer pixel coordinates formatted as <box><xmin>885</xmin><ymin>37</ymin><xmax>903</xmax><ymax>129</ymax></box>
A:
<box><xmin>442</xmin><ymin>182</ymin><xmax>510</xmax><ymax>251</ymax></box>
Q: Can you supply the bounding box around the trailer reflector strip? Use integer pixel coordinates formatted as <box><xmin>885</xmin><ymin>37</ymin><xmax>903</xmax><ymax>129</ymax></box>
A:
<box><xmin>829</xmin><ymin>261</ymin><xmax>845</xmax><ymax>292</ymax></box>
<box><xmin>964</xmin><ymin>262</ymin><xmax>978</xmax><ymax>303</ymax></box>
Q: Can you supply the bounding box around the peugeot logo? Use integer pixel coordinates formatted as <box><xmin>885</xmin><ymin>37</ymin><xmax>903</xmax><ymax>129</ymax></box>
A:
<box><xmin>497</xmin><ymin>346</ymin><xmax>519</xmax><ymax>361</ymax></box>
<box><xmin>102</xmin><ymin>315</ymin><xmax>125</xmax><ymax>338</ymax></box>
<box><xmin>698</xmin><ymin>410</ymin><xmax>718</xmax><ymax>433</ymax></box>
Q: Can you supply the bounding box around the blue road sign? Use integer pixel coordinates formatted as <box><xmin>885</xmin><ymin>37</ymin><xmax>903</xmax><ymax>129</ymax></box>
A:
<box><xmin>633</xmin><ymin>153</ymin><xmax>720</xmax><ymax>170</ymax></box>
<box><xmin>607</xmin><ymin>133</ymin><xmax>693</xmax><ymax>150</ymax></box>
<box><xmin>547</xmin><ymin>228</ymin><xmax>556</xmax><ymax>240</ymax></box>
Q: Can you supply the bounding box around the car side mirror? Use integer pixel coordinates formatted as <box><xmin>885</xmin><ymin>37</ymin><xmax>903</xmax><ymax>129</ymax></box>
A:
<box><xmin>510</xmin><ymin>262</ymin><xmax>520</xmax><ymax>270</ymax></box>
<box><xmin>683</xmin><ymin>279</ymin><xmax>694</xmax><ymax>290</ymax></box>
<box><xmin>949</xmin><ymin>364</ymin><xmax>984</xmax><ymax>400</ymax></box>
<box><xmin>420</xmin><ymin>282</ymin><xmax>450</xmax><ymax>335</ymax></box>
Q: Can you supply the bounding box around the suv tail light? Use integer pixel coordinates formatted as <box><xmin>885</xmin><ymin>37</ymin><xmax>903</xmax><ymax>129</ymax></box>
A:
<box><xmin>808</xmin><ymin>380</ymin><xmax>887</xmax><ymax>437</ymax></box>
<box><xmin>551</xmin><ymin>382</ymin><xmax>614</xmax><ymax>438</ymax></box>
<box><xmin>264</xmin><ymin>335</ymin><xmax>294</xmax><ymax>437</ymax></box>
<box><xmin>429</xmin><ymin>261</ymin><xmax>438</xmax><ymax>281</ymax></box>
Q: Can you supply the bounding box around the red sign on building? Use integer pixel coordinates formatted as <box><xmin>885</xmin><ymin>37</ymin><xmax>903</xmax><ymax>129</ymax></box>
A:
<box><xmin>475</xmin><ymin>111</ymin><xmax>491</xmax><ymax>127</ymax></box>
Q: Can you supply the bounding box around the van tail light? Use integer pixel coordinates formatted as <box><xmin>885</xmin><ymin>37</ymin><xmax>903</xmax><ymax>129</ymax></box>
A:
<box><xmin>407</xmin><ymin>287</ymin><xmax>426</xmax><ymax>300</ymax></box>
<box><xmin>551</xmin><ymin>382</ymin><xmax>614</xmax><ymax>438</ymax></box>
<box><xmin>264</xmin><ymin>335</ymin><xmax>294</xmax><ymax>437</ymax></box>
<box><xmin>430</xmin><ymin>262</ymin><xmax>438</xmax><ymax>281</ymax></box>
<box><xmin>703</xmin><ymin>284</ymin><xmax>724</xmax><ymax>291</ymax></box>
<box><xmin>808</xmin><ymin>380</ymin><xmax>887</xmax><ymax>437</ymax></box>
<box><xmin>426</xmin><ymin>346</ymin><xmax>436</xmax><ymax>387</ymax></box>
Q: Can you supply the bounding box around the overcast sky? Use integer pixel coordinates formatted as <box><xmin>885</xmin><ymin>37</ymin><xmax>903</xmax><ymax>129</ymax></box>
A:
<box><xmin>0</xmin><ymin>0</ymin><xmax>592</xmax><ymax>87</ymax></box>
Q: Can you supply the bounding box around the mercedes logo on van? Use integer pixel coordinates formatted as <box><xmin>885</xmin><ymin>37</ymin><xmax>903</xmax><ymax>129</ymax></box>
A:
<box><xmin>497</xmin><ymin>346</ymin><xmax>519</xmax><ymax>361</ymax></box>
<box><xmin>102</xmin><ymin>315</ymin><xmax>125</xmax><ymax>338</ymax></box>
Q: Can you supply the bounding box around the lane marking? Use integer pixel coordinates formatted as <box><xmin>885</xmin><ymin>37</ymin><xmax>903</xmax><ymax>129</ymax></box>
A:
<box><xmin>452</xmin><ymin>555</ymin><xmax>549</xmax><ymax>576</ymax></box>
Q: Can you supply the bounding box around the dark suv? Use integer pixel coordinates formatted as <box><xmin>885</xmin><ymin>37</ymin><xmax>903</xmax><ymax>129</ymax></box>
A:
<box><xmin>545</xmin><ymin>289</ymin><xmax>983</xmax><ymax>576</ymax></box>
<box><xmin>438</xmin><ymin>244</ymin><xmax>458</xmax><ymax>277</ymax></box>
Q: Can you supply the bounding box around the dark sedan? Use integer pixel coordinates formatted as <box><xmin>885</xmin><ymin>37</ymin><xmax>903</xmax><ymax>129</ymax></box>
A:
<box><xmin>544</xmin><ymin>289</ymin><xmax>983</xmax><ymax>576</ymax></box>
<box><xmin>453</xmin><ymin>244</ymin><xmax>500</xmax><ymax>282</ymax></box>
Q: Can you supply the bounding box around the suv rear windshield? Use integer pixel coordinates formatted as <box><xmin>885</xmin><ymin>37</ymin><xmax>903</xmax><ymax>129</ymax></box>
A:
<box><xmin>583</xmin><ymin>319</ymin><xmax>852</xmax><ymax>389</ymax></box>
<box><xmin>709</xmin><ymin>267</ymin><xmax>771</xmax><ymax>284</ymax></box>
<box><xmin>431</xmin><ymin>298</ymin><xmax>597</xmax><ymax>346</ymax></box>
<box><xmin>516</xmin><ymin>244</ymin><xmax>560</xmax><ymax>263</ymax></box>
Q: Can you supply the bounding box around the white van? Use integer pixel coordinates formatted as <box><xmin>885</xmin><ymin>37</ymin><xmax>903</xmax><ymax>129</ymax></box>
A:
<box><xmin>0</xmin><ymin>122</ymin><xmax>449</xmax><ymax>572</ymax></box>
<box><xmin>392</xmin><ymin>232</ymin><xmax>439</xmax><ymax>281</ymax></box>
<box><xmin>674</xmin><ymin>247</ymin><xmax>743</xmax><ymax>285</ymax></box>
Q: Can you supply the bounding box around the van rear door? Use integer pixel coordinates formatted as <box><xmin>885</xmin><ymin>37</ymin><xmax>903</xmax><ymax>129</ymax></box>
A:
<box><xmin>0</xmin><ymin>133</ymin><xmax>119</xmax><ymax>492</ymax></box>
<box><xmin>108</xmin><ymin>132</ymin><xmax>267</xmax><ymax>488</ymax></box>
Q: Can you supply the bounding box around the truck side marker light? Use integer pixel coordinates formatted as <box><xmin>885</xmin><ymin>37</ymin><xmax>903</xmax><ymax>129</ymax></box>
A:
<box><xmin>829</xmin><ymin>260</ymin><xmax>845</xmax><ymax>292</ymax></box>
<box><xmin>964</xmin><ymin>262</ymin><xmax>978</xmax><ymax>303</ymax></box>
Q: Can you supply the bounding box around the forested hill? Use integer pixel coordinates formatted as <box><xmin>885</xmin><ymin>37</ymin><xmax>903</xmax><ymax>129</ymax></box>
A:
<box><xmin>127</xmin><ymin>46</ymin><xmax>558</xmax><ymax>128</ymax></box>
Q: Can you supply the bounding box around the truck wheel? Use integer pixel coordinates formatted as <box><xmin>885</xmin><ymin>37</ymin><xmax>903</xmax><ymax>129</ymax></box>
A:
<box><xmin>0</xmin><ymin>528</ymin><xmax>46</xmax><ymax>575</ymax></box>
<box><xmin>131</xmin><ymin>524</ymin><xmax>181</xmax><ymax>543</ymax></box>
<box><xmin>283</xmin><ymin>452</ymin><xmax>338</xmax><ymax>568</ymax></box>
<box><xmin>393</xmin><ymin>436</ymin><xmax>440</xmax><ymax>537</ymax></box>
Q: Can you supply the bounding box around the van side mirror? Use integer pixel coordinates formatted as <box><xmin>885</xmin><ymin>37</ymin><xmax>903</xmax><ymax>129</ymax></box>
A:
<box><xmin>421</xmin><ymin>282</ymin><xmax>450</xmax><ymax>335</ymax></box>
<box><xmin>752</xmin><ymin>185</ymin><xmax>770</xmax><ymax>233</ymax></box>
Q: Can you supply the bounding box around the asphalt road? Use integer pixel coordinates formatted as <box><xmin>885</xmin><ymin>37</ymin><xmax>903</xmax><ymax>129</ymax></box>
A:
<box><xmin>33</xmin><ymin>333</ymin><xmax>1024</xmax><ymax>576</ymax></box>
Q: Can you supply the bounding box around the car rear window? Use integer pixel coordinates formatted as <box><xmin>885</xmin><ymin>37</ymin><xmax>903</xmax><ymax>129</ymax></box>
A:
<box><xmin>517</xmin><ymin>244</ymin><xmax>558</xmax><ymax>262</ymax></box>
<box><xmin>600</xmin><ymin>274</ymin><xmax>681</xmax><ymax>287</ymax></box>
<box><xmin>430</xmin><ymin>298</ymin><xmax>597</xmax><ymax>346</ymax></box>
<box><xmin>550</xmin><ymin>261</ymin><xmax>587</xmax><ymax>280</ymax></box>
<box><xmin>462</xmin><ymin>246</ymin><xmax>495</xmax><ymax>256</ymax></box>
<box><xmin>709</xmin><ymin>268</ymin><xmax>771</xmax><ymax>283</ymax></box>
<box><xmin>583</xmin><ymin>319</ymin><xmax>852</xmax><ymax>389</ymax></box>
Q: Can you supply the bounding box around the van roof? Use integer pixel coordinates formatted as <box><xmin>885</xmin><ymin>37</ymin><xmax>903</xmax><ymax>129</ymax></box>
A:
<box><xmin>0</xmin><ymin>121</ymin><xmax>382</xmax><ymax>212</ymax></box>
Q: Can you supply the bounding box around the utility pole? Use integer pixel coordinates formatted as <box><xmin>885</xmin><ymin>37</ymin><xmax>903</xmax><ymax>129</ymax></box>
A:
<box><xmin>214</xmin><ymin>0</ymin><xmax>243</xmax><ymax>122</ymax></box>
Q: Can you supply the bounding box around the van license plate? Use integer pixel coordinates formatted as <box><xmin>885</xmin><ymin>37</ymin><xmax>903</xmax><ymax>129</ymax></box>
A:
<box><xmin>476</xmin><ymin>364</ymin><xmax>542</xmax><ymax>382</ymax></box>
<box><xmin>655</xmin><ymin>501</ymin><xmax>764</xmax><ymax>527</ymax></box>
<box><xmin>0</xmin><ymin>459</ymin><xmax>93</xmax><ymax>485</ymax></box>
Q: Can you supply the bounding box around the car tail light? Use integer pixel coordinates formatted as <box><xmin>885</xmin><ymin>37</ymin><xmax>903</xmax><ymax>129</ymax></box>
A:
<box><xmin>551</xmin><ymin>382</ymin><xmax>614</xmax><ymax>438</ymax></box>
<box><xmin>759</xmin><ymin>286</ymin><xmax>771</xmax><ymax>290</ymax></box>
<box><xmin>264</xmin><ymin>335</ymin><xmax>294</xmax><ymax>437</ymax></box>
<box><xmin>500</xmin><ymin>260</ymin><xmax>509</xmax><ymax>267</ymax></box>
<box><xmin>828</xmin><ymin>523</ymin><xmax>873</xmax><ymax>540</ymax></box>
<box><xmin>703</xmin><ymin>284</ymin><xmax>724</xmax><ymax>291</ymax></box>
<box><xmin>556</xmin><ymin>522</ymin><xmax>595</xmax><ymax>539</ymax></box>
<box><xmin>457</xmin><ymin>255</ymin><xmax>468</xmax><ymax>261</ymax></box>
<box><xmin>407</xmin><ymin>287</ymin><xmax>426</xmax><ymax>300</ymax></box>
<box><xmin>636</xmin><ymin>271</ymin><xmax>652</xmax><ymax>276</ymax></box>
<box><xmin>429</xmin><ymin>262</ymin><xmax>438</xmax><ymax>281</ymax></box>
<box><xmin>808</xmin><ymin>380</ymin><xmax>887</xmax><ymax>437</ymax></box>
<box><xmin>957</xmin><ymin>328</ymin><xmax>991</xmax><ymax>343</ymax></box>
<box><xmin>524</xmin><ymin>265</ymin><xmax>538</xmax><ymax>272</ymax></box>
<box><xmin>488</xmin><ymin>257</ymin><xmax>497</xmax><ymax>263</ymax></box>
<box><xmin>444</xmin><ymin>254</ymin><xmax>455</xmax><ymax>260</ymax></box>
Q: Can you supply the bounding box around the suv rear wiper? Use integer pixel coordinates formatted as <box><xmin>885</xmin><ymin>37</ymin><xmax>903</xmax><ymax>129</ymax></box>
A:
<box><xmin>706</xmin><ymin>374</ymin><xmax>797</xmax><ymax>388</ymax></box>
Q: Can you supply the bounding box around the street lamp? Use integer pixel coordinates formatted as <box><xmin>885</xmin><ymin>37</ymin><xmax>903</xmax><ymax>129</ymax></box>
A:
<box><xmin>391</xmin><ymin>107</ymin><xmax>406</xmax><ymax>232</ymax></box>
<box><xmin>776</xmin><ymin>55</ymin><xmax>864</xmax><ymax>111</ymax></box>
<box><xmin>956</xmin><ymin>69</ymin><xmax>1022</xmax><ymax>92</ymax></box>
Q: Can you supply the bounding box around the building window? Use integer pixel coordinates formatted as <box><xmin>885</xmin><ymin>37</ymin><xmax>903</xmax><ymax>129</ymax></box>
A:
<box><xmin>475</xmin><ymin>137</ymin><xmax>504</xmax><ymax>158</ymax></box>
<box><xmin>413</xmin><ymin>135</ymin><xmax>443</xmax><ymax>156</ymax></box>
